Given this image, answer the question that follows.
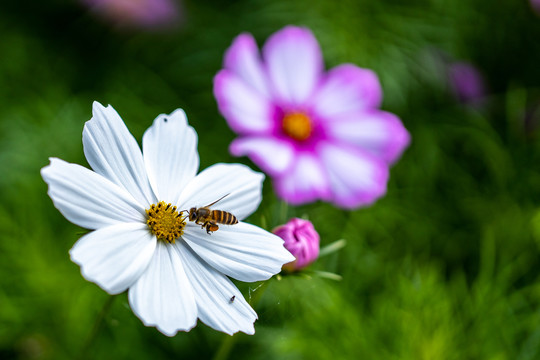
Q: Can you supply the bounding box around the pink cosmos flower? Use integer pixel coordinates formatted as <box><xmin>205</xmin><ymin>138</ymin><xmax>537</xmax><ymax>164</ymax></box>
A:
<box><xmin>273</xmin><ymin>218</ymin><xmax>320</xmax><ymax>272</ymax></box>
<box><xmin>532</xmin><ymin>0</ymin><xmax>540</xmax><ymax>15</ymax></box>
<box><xmin>447</xmin><ymin>61</ymin><xmax>486</xmax><ymax>104</ymax></box>
<box><xmin>214</xmin><ymin>26</ymin><xmax>410</xmax><ymax>209</ymax></box>
<box><xmin>81</xmin><ymin>0</ymin><xmax>180</xmax><ymax>29</ymax></box>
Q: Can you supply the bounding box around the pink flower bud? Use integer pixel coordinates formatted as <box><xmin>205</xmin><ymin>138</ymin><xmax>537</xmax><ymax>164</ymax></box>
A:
<box><xmin>273</xmin><ymin>218</ymin><xmax>320</xmax><ymax>272</ymax></box>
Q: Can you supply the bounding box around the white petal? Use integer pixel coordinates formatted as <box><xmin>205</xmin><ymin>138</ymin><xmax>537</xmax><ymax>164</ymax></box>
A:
<box><xmin>229</xmin><ymin>136</ymin><xmax>295</xmax><ymax>176</ymax></box>
<box><xmin>41</xmin><ymin>158</ymin><xmax>146</xmax><ymax>229</ymax></box>
<box><xmin>176</xmin><ymin>244</ymin><xmax>257</xmax><ymax>335</ymax></box>
<box><xmin>128</xmin><ymin>241</ymin><xmax>197</xmax><ymax>336</ymax></box>
<box><xmin>177</xmin><ymin>163</ymin><xmax>264</xmax><ymax>221</ymax></box>
<box><xmin>262</xmin><ymin>26</ymin><xmax>323</xmax><ymax>105</ymax></box>
<box><xmin>142</xmin><ymin>109</ymin><xmax>199</xmax><ymax>204</ymax></box>
<box><xmin>69</xmin><ymin>223</ymin><xmax>156</xmax><ymax>295</ymax></box>
<box><xmin>183</xmin><ymin>222</ymin><xmax>294</xmax><ymax>282</ymax></box>
<box><xmin>83</xmin><ymin>102</ymin><xmax>156</xmax><ymax>207</ymax></box>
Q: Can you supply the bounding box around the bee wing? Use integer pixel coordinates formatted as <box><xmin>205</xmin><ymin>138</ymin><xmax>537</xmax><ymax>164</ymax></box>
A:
<box><xmin>203</xmin><ymin>193</ymin><xmax>230</xmax><ymax>208</ymax></box>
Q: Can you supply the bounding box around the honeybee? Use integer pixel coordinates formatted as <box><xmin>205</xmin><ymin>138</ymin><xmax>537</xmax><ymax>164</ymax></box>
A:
<box><xmin>187</xmin><ymin>194</ymin><xmax>238</xmax><ymax>234</ymax></box>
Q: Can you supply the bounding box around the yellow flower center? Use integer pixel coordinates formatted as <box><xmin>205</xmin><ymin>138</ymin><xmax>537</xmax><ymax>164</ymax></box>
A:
<box><xmin>146</xmin><ymin>201</ymin><xmax>186</xmax><ymax>244</ymax></box>
<box><xmin>282</xmin><ymin>112</ymin><xmax>312</xmax><ymax>141</ymax></box>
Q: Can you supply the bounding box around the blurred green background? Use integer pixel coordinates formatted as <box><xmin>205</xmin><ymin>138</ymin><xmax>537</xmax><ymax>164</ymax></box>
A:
<box><xmin>2</xmin><ymin>0</ymin><xmax>540</xmax><ymax>359</ymax></box>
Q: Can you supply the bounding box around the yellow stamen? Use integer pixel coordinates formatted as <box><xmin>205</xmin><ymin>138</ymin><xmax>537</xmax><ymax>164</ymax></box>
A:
<box><xmin>282</xmin><ymin>112</ymin><xmax>312</xmax><ymax>141</ymax></box>
<box><xmin>146</xmin><ymin>201</ymin><xmax>186</xmax><ymax>244</ymax></box>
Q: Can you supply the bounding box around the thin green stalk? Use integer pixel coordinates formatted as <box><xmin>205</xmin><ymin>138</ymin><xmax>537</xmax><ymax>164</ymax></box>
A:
<box><xmin>212</xmin><ymin>334</ymin><xmax>237</xmax><ymax>360</ymax></box>
<box><xmin>279</xmin><ymin>200</ymin><xmax>289</xmax><ymax>225</ymax></box>
<box><xmin>78</xmin><ymin>295</ymin><xmax>115</xmax><ymax>360</ymax></box>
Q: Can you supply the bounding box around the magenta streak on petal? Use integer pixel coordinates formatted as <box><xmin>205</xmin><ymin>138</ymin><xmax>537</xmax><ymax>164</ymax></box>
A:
<box><xmin>259</xmin><ymin>102</ymin><xmax>336</xmax><ymax>205</ymax></box>
<box><xmin>269</xmin><ymin>104</ymin><xmax>330</xmax><ymax>152</ymax></box>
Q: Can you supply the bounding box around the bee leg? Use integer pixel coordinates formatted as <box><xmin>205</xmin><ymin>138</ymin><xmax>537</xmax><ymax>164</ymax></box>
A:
<box><xmin>197</xmin><ymin>219</ymin><xmax>208</xmax><ymax>230</ymax></box>
<box><xmin>200</xmin><ymin>221</ymin><xmax>208</xmax><ymax>232</ymax></box>
<box><xmin>206</xmin><ymin>222</ymin><xmax>219</xmax><ymax>234</ymax></box>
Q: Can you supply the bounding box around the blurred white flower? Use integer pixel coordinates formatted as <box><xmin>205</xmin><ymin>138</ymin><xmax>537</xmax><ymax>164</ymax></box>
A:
<box><xmin>41</xmin><ymin>102</ymin><xmax>293</xmax><ymax>336</ymax></box>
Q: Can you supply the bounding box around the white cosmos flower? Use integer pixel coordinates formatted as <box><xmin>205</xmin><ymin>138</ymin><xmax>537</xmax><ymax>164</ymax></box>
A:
<box><xmin>41</xmin><ymin>101</ymin><xmax>294</xmax><ymax>336</ymax></box>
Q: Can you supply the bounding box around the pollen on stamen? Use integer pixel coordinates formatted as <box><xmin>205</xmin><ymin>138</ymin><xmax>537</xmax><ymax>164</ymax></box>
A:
<box><xmin>146</xmin><ymin>201</ymin><xmax>186</xmax><ymax>244</ymax></box>
<box><xmin>282</xmin><ymin>112</ymin><xmax>312</xmax><ymax>141</ymax></box>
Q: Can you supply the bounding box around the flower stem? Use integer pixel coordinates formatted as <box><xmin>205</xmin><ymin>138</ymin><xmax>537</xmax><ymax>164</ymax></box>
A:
<box><xmin>212</xmin><ymin>281</ymin><xmax>271</xmax><ymax>360</ymax></box>
<box><xmin>212</xmin><ymin>334</ymin><xmax>236</xmax><ymax>360</ymax></box>
<box><xmin>78</xmin><ymin>295</ymin><xmax>115</xmax><ymax>360</ymax></box>
<box><xmin>279</xmin><ymin>200</ymin><xmax>289</xmax><ymax>224</ymax></box>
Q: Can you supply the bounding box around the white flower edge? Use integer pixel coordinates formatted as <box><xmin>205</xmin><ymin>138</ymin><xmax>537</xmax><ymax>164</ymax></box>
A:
<box><xmin>42</xmin><ymin>102</ymin><xmax>294</xmax><ymax>336</ymax></box>
<box><xmin>183</xmin><ymin>221</ymin><xmax>295</xmax><ymax>282</ymax></box>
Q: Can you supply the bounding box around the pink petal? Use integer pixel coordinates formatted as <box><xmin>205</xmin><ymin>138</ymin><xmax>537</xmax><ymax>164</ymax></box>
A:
<box><xmin>262</xmin><ymin>26</ymin><xmax>323</xmax><ymax>106</ymax></box>
<box><xmin>311</xmin><ymin>64</ymin><xmax>382</xmax><ymax>118</ymax></box>
<box><xmin>213</xmin><ymin>71</ymin><xmax>276</xmax><ymax>135</ymax></box>
<box><xmin>273</xmin><ymin>152</ymin><xmax>332</xmax><ymax>205</ymax></box>
<box><xmin>224</xmin><ymin>33</ymin><xmax>270</xmax><ymax>98</ymax></box>
<box><xmin>229</xmin><ymin>136</ymin><xmax>295</xmax><ymax>176</ymax></box>
<box><xmin>318</xmin><ymin>142</ymin><xmax>389</xmax><ymax>209</ymax></box>
<box><xmin>325</xmin><ymin>110</ymin><xmax>410</xmax><ymax>164</ymax></box>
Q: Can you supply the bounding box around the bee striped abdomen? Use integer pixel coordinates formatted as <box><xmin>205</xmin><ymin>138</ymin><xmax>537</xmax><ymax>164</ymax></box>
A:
<box><xmin>213</xmin><ymin>210</ymin><xmax>238</xmax><ymax>225</ymax></box>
